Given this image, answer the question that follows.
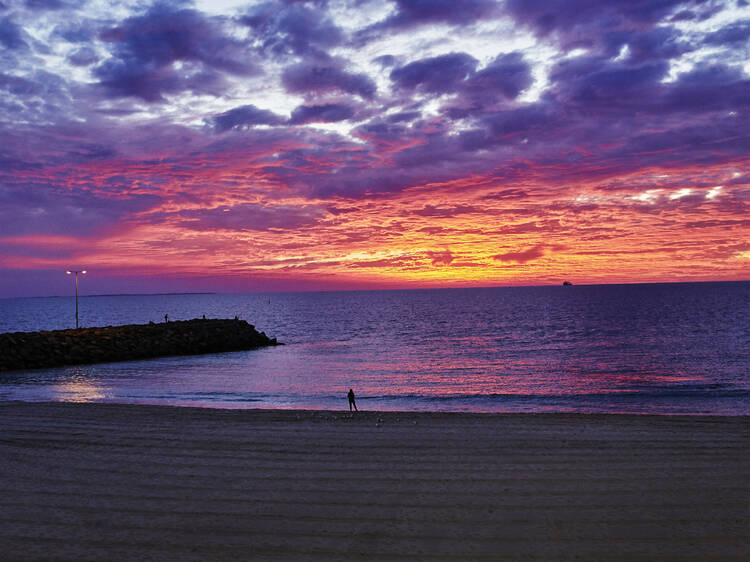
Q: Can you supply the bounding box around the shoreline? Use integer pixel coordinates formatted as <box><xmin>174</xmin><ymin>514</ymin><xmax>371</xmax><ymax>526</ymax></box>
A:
<box><xmin>4</xmin><ymin>398</ymin><xmax>749</xmax><ymax>417</ymax></box>
<box><xmin>2</xmin><ymin>401</ymin><xmax>747</xmax><ymax>560</ymax></box>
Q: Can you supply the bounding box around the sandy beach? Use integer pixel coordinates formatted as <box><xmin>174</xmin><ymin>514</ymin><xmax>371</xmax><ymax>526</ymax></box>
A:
<box><xmin>0</xmin><ymin>402</ymin><xmax>747</xmax><ymax>560</ymax></box>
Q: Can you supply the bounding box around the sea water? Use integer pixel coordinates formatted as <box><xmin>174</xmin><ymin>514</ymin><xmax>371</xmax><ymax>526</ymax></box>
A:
<box><xmin>0</xmin><ymin>282</ymin><xmax>748</xmax><ymax>414</ymax></box>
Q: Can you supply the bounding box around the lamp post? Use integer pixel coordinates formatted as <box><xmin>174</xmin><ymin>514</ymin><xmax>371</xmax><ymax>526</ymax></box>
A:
<box><xmin>66</xmin><ymin>270</ymin><xmax>86</xmax><ymax>329</ymax></box>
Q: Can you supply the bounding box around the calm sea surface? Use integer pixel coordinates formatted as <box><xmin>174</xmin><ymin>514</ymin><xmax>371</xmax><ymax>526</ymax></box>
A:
<box><xmin>0</xmin><ymin>282</ymin><xmax>748</xmax><ymax>414</ymax></box>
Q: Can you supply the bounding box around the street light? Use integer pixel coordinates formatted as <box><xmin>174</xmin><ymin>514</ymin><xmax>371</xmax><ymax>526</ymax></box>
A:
<box><xmin>66</xmin><ymin>269</ymin><xmax>87</xmax><ymax>329</ymax></box>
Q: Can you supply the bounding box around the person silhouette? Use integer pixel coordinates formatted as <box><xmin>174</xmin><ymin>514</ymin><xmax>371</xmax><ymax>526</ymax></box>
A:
<box><xmin>347</xmin><ymin>388</ymin><xmax>358</xmax><ymax>412</ymax></box>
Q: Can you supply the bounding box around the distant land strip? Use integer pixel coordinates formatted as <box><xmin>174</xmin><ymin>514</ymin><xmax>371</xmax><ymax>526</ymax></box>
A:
<box><xmin>0</xmin><ymin>319</ymin><xmax>281</xmax><ymax>371</ymax></box>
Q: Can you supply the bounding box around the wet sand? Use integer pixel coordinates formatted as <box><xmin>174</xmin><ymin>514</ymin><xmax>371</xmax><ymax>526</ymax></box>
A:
<box><xmin>0</xmin><ymin>402</ymin><xmax>747</xmax><ymax>560</ymax></box>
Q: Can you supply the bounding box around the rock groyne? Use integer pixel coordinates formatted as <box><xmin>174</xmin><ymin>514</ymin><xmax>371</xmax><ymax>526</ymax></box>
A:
<box><xmin>0</xmin><ymin>318</ymin><xmax>281</xmax><ymax>371</ymax></box>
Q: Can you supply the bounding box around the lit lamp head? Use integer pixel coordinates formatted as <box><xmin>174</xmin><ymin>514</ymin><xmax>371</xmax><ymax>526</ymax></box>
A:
<box><xmin>82</xmin><ymin>270</ymin><xmax>87</xmax><ymax>274</ymax></box>
<box><xmin>66</xmin><ymin>270</ymin><xmax>72</xmax><ymax>274</ymax></box>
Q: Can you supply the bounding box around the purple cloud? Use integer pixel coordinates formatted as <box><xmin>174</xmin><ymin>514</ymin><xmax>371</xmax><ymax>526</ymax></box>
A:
<box><xmin>626</xmin><ymin>27</ymin><xmax>693</xmax><ymax>63</ymax></box>
<box><xmin>25</xmin><ymin>0</ymin><xmax>67</xmax><ymax>9</ymax></box>
<box><xmin>390</xmin><ymin>53</ymin><xmax>478</xmax><ymax>94</ymax></box>
<box><xmin>550</xmin><ymin>56</ymin><xmax>669</xmax><ymax>110</ymax></box>
<box><xmin>213</xmin><ymin>105</ymin><xmax>284</xmax><ymax>131</ymax></box>
<box><xmin>95</xmin><ymin>4</ymin><xmax>257</xmax><ymax>102</ymax></box>
<box><xmin>413</xmin><ymin>205</ymin><xmax>479</xmax><ymax>217</ymax></box>
<box><xmin>289</xmin><ymin>103</ymin><xmax>355</xmax><ymax>124</ymax></box>
<box><xmin>705</xmin><ymin>19</ymin><xmax>750</xmax><ymax>45</ymax></box>
<box><xmin>504</xmin><ymin>0</ymin><xmax>709</xmax><ymax>56</ymax></box>
<box><xmin>174</xmin><ymin>204</ymin><xmax>326</xmax><ymax>232</ymax></box>
<box><xmin>0</xmin><ymin>17</ymin><xmax>26</xmax><ymax>49</ymax></box>
<box><xmin>53</xmin><ymin>20</ymin><xmax>97</xmax><ymax>43</ymax></box>
<box><xmin>505</xmin><ymin>0</ymin><xmax>699</xmax><ymax>34</ymax></box>
<box><xmin>239</xmin><ymin>2</ymin><xmax>343</xmax><ymax>58</ymax></box>
<box><xmin>464</xmin><ymin>51</ymin><xmax>532</xmax><ymax>101</ymax></box>
<box><xmin>66</xmin><ymin>46</ymin><xmax>98</xmax><ymax>67</ymax></box>
<box><xmin>364</xmin><ymin>0</ymin><xmax>498</xmax><ymax>36</ymax></box>
<box><xmin>0</xmin><ymin>181</ymin><xmax>160</xmax><ymax>238</ymax></box>
<box><xmin>282</xmin><ymin>62</ymin><xmax>376</xmax><ymax>99</ymax></box>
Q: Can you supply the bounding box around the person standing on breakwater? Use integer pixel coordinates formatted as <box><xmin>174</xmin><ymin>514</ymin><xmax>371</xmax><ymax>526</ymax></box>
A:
<box><xmin>348</xmin><ymin>388</ymin><xmax>358</xmax><ymax>412</ymax></box>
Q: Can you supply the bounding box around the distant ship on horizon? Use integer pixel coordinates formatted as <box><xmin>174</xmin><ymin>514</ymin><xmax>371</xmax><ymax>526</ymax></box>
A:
<box><xmin>563</xmin><ymin>281</ymin><xmax>573</xmax><ymax>286</ymax></box>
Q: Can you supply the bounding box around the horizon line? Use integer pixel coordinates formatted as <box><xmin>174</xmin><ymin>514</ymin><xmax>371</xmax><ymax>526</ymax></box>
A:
<box><xmin>2</xmin><ymin>279</ymin><xmax>748</xmax><ymax>300</ymax></box>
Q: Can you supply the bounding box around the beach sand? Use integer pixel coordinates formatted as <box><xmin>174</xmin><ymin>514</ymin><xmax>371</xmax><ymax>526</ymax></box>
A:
<box><xmin>0</xmin><ymin>402</ymin><xmax>747</xmax><ymax>560</ymax></box>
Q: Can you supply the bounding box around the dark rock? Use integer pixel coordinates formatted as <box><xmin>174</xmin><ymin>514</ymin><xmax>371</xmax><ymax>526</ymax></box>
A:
<box><xmin>0</xmin><ymin>319</ymin><xmax>282</xmax><ymax>372</ymax></box>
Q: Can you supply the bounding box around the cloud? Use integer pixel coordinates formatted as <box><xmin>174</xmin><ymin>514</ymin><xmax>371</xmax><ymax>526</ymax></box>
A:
<box><xmin>480</xmin><ymin>189</ymin><xmax>529</xmax><ymax>200</ymax></box>
<box><xmin>464</xmin><ymin>51</ymin><xmax>532</xmax><ymax>101</ymax></box>
<box><xmin>390</xmin><ymin>52</ymin><xmax>478</xmax><ymax>94</ymax></box>
<box><xmin>95</xmin><ymin>4</ymin><xmax>257</xmax><ymax>101</ymax></box>
<box><xmin>0</xmin><ymin>181</ymin><xmax>160</xmax><ymax>238</ymax></box>
<box><xmin>625</xmin><ymin>26</ymin><xmax>693</xmax><ymax>63</ymax></box>
<box><xmin>281</xmin><ymin>62</ymin><xmax>376</xmax><ymax>99</ymax></box>
<box><xmin>387</xmin><ymin>110</ymin><xmax>422</xmax><ymax>123</ymax></box>
<box><xmin>1</xmin><ymin>0</ymin><xmax>749</xmax><ymax>294</ymax></box>
<box><xmin>550</xmin><ymin>56</ymin><xmax>669</xmax><ymax>110</ymax></box>
<box><xmin>173</xmin><ymin>203</ymin><xmax>326</xmax><ymax>232</ymax></box>
<box><xmin>213</xmin><ymin>104</ymin><xmax>285</xmax><ymax>131</ymax></box>
<box><xmin>493</xmin><ymin>245</ymin><xmax>547</xmax><ymax>263</ymax></box>
<box><xmin>704</xmin><ymin>19</ymin><xmax>750</xmax><ymax>45</ymax></box>
<box><xmin>503</xmin><ymin>0</ymin><xmax>704</xmax><ymax>50</ymax></box>
<box><xmin>0</xmin><ymin>17</ymin><xmax>27</xmax><ymax>49</ymax></box>
<box><xmin>362</xmin><ymin>0</ymin><xmax>498</xmax><ymax>37</ymax></box>
<box><xmin>413</xmin><ymin>204</ymin><xmax>479</xmax><ymax>217</ymax></box>
<box><xmin>289</xmin><ymin>103</ymin><xmax>356</xmax><ymax>124</ymax></box>
<box><xmin>426</xmin><ymin>249</ymin><xmax>454</xmax><ymax>266</ymax></box>
<box><xmin>66</xmin><ymin>46</ymin><xmax>98</xmax><ymax>66</ymax></box>
<box><xmin>25</xmin><ymin>0</ymin><xmax>68</xmax><ymax>10</ymax></box>
<box><xmin>239</xmin><ymin>1</ymin><xmax>343</xmax><ymax>58</ymax></box>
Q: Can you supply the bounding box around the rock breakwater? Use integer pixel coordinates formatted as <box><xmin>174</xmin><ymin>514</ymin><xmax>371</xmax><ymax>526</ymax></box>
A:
<box><xmin>0</xmin><ymin>318</ymin><xmax>281</xmax><ymax>371</ymax></box>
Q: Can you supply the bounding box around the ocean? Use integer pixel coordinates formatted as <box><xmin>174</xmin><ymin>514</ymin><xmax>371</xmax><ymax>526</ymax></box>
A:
<box><xmin>0</xmin><ymin>282</ymin><xmax>748</xmax><ymax>414</ymax></box>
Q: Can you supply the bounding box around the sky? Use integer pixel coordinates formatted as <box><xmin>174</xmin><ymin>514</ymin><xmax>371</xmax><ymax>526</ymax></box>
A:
<box><xmin>1</xmin><ymin>0</ymin><xmax>749</xmax><ymax>297</ymax></box>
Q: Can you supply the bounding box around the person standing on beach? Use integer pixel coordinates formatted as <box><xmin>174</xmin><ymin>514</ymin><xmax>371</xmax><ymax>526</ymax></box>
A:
<box><xmin>348</xmin><ymin>388</ymin><xmax>358</xmax><ymax>412</ymax></box>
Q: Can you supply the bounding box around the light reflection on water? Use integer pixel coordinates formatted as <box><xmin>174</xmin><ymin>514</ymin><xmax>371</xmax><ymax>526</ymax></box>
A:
<box><xmin>0</xmin><ymin>282</ymin><xmax>748</xmax><ymax>414</ymax></box>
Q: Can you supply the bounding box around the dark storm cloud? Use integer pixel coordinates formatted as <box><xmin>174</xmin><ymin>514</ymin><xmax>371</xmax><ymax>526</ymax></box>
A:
<box><xmin>94</xmin><ymin>4</ymin><xmax>257</xmax><ymax>102</ymax></box>
<box><xmin>390</xmin><ymin>52</ymin><xmax>478</xmax><ymax>94</ymax></box>
<box><xmin>212</xmin><ymin>105</ymin><xmax>285</xmax><ymax>131</ymax></box>
<box><xmin>239</xmin><ymin>1</ymin><xmax>343</xmax><ymax>58</ymax></box>
<box><xmin>289</xmin><ymin>103</ymin><xmax>356</xmax><ymax>124</ymax></box>
<box><xmin>282</xmin><ymin>62</ymin><xmax>376</xmax><ymax>99</ymax></box>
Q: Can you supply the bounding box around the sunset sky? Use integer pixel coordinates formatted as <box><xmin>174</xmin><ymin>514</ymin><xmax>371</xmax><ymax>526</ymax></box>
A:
<box><xmin>1</xmin><ymin>0</ymin><xmax>748</xmax><ymax>297</ymax></box>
